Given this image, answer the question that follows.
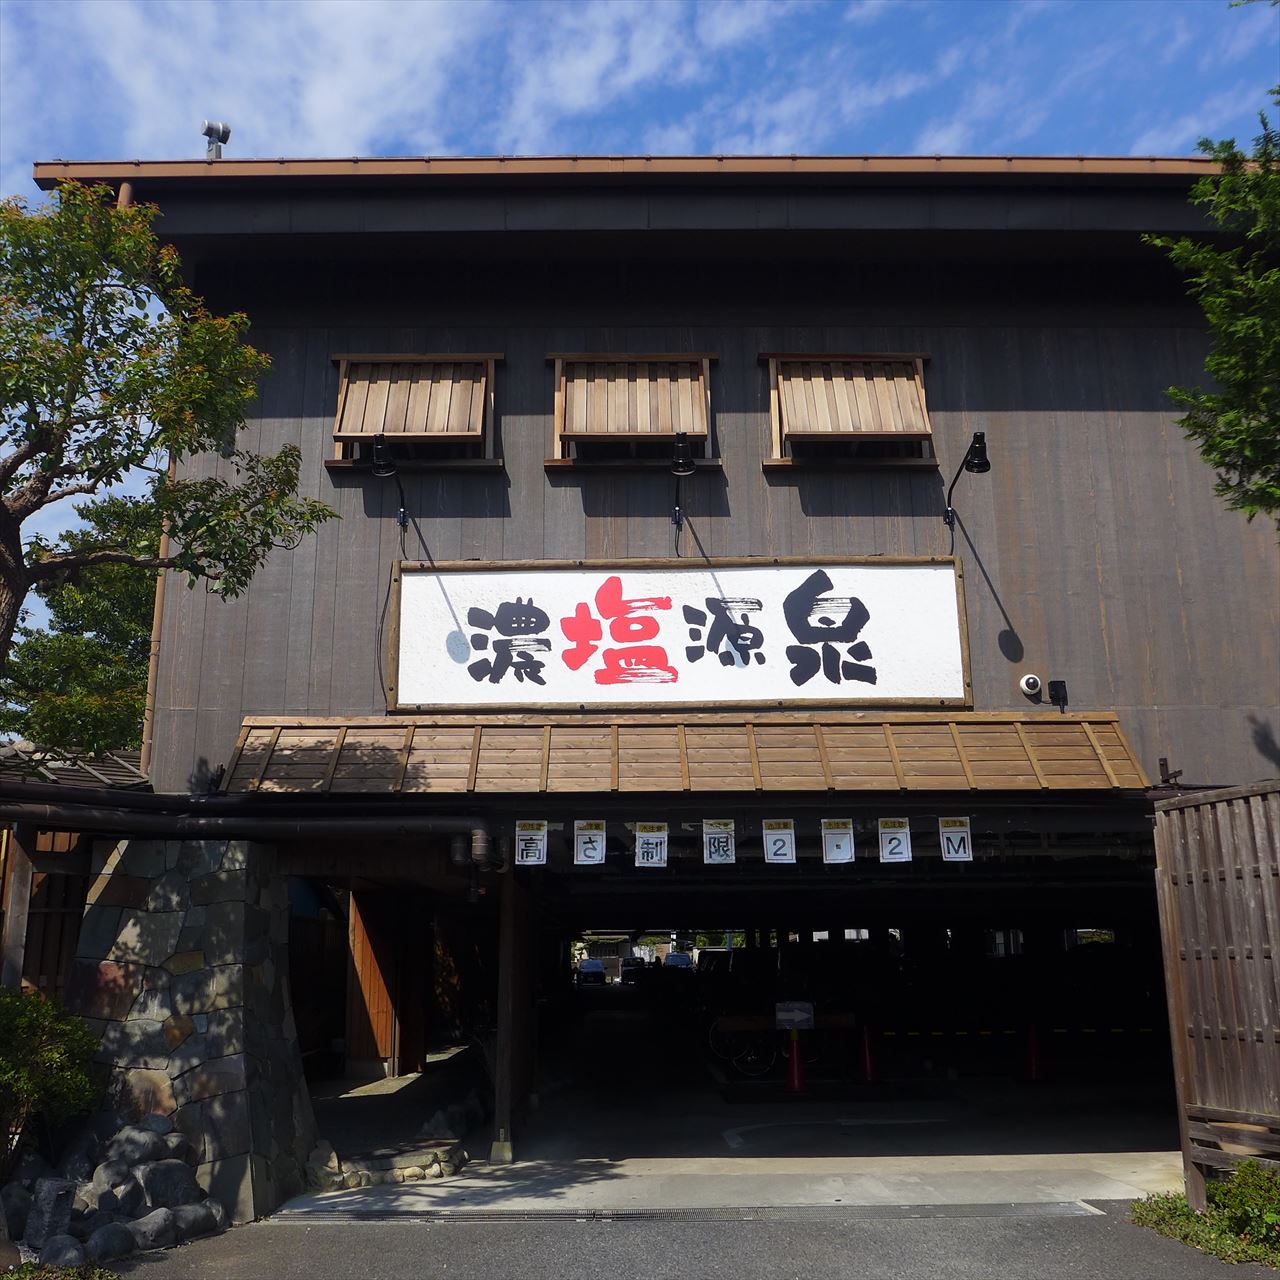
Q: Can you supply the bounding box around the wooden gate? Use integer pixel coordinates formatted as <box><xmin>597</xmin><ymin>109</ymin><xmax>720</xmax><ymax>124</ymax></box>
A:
<box><xmin>1153</xmin><ymin>781</ymin><xmax>1280</xmax><ymax>1208</ymax></box>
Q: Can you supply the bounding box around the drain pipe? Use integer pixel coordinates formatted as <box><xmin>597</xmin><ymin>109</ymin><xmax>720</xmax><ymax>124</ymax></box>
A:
<box><xmin>138</xmin><ymin>451</ymin><xmax>174</xmax><ymax>780</ymax></box>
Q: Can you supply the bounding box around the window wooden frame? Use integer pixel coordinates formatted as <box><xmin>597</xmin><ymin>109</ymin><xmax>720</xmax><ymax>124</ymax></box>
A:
<box><xmin>761</xmin><ymin>353</ymin><xmax>935</xmax><ymax>468</ymax></box>
<box><xmin>547</xmin><ymin>353</ymin><xmax>716</xmax><ymax>464</ymax></box>
<box><xmin>330</xmin><ymin>354</ymin><xmax>502</xmax><ymax>462</ymax></box>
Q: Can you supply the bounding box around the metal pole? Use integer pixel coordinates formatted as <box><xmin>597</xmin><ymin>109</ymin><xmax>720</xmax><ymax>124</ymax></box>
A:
<box><xmin>490</xmin><ymin>871</ymin><xmax>517</xmax><ymax>1164</ymax></box>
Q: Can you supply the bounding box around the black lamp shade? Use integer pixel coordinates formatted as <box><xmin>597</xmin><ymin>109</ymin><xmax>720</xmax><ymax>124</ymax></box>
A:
<box><xmin>370</xmin><ymin>434</ymin><xmax>397</xmax><ymax>478</ymax></box>
<box><xmin>962</xmin><ymin>431</ymin><xmax>990</xmax><ymax>474</ymax></box>
<box><xmin>671</xmin><ymin>432</ymin><xmax>695</xmax><ymax>476</ymax></box>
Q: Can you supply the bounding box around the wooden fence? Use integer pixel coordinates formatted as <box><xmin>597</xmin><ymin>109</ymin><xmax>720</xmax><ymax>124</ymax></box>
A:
<box><xmin>1153</xmin><ymin>780</ymin><xmax>1280</xmax><ymax>1208</ymax></box>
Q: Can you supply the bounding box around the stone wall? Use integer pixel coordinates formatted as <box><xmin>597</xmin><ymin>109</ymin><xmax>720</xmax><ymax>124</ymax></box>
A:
<box><xmin>66</xmin><ymin>838</ymin><xmax>316</xmax><ymax>1222</ymax></box>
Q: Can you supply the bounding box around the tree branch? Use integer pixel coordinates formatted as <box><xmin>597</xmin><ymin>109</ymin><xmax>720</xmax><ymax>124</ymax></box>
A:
<box><xmin>28</xmin><ymin>548</ymin><xmax>200</xmax><ymax>580</ymax></box>
<box><xmin>41</xmin><ymin>481</ymin><xmax>107</xmax><ymax>505</ymax></box>
<box><xmin>0</xmin><ymin>435</ymin><xmax>52</xmax><ymax>489</ymax></box>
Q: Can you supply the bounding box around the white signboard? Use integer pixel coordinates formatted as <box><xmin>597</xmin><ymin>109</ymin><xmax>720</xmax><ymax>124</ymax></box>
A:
<box><xmin>514</xmin><ymin>820</ymin><xmax>547</xmax><ymax>866</ymax></box>
<box><xmin>574</xmin><ymin>820</ymin><xmax>606</xmax><ymax>865</ymax></box>
<box><xmin>634</xmin><ymin>822</ymin><xmax>668</xmax><ymax>868</ymax></box>
<box><xmin>703</xmin><ymin>818</ymin><xmax>736</xmax><ymax>865</ymax></box>
<box><xmin>939</xmin><ymin>816</ymin><xmax>973</xmax><ymax>862</ymax></box>
<box><xmin>821</xmin><ymin>818</ymin><xmax>855</xmax><ymax>864</ymax></box>
<box><xmin>762</xmin><ymin>819</ymin><xmax>796</xmax><ymax>864</ymax></box>
<box><xmin>878</xmin><ymin>817</ymin><xmax>913</xmax><ymax>863</ymax></box>
<box><xmin>395</xmin><ymin>560</ymin><xmax>966</xmax><ymax>708</ymax></box>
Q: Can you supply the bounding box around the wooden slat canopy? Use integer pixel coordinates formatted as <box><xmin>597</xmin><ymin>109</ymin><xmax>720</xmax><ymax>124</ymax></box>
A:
<box><xmin>223</xmin><ymin>713</ymin><xmax>1147</xmax><ymax>795</ymax></box>
<box><xmin>550</xmin><ymin>354</ymin><xmax>714</xmax><ymax>459</ymax></box>
<box><xmin>332</xmin><ymin>355</ymin><xmax>498</xmax><ymax>441</ymax></box>
<box><xmin>763</xmin><ymin>354</ymin><xmax>931</xmax><ymax>459</ymax></box>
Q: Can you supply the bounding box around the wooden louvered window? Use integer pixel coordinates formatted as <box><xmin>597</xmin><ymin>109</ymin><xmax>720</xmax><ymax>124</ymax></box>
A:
<box><xmin>548</xmin><ymin>354</ymin><xmax>716</xmax><ymax>464</ymax></box>
<box><xmin>332</xmin><ymin>354</ymin><xmax>500</xmax><ymax>463</ymax></box>
<box><xmin>762</xmin><ymin>354</ymin><xmax>936</xmax><ymax>467</ymax></box>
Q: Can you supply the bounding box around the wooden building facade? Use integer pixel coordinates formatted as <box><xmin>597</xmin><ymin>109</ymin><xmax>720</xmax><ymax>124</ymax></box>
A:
<box><xmin>16</xmin><ymin>155</ymin><xmax>1279</xmax><ymax>1211</ymax></box>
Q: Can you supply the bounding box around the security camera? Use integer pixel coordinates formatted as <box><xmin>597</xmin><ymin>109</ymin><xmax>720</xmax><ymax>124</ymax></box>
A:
<box><xmin>1019</xmin><ymin>673</ymin><xmax>1042</xmax><ymax>697</ymax></box>
<box><xmin>201</xmin><ymin>120</ymin><xmax>231</xmax><ymax>144</ymax></box>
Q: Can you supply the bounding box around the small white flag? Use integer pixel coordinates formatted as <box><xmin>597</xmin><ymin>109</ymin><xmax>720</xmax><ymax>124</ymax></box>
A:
<box><xmin>878</xmin><ymin>817</ymin><xmax>912</xmax><ymax>863</ymax></box>
<box><xmin>634</xmin><ymin>822</ymin><xmax>668</xmax><ymax>868</ymax></box>
<box><xmin>821</xmin><ymin>818</ymin><xmax>855</xmax><ymax>864</ymax></box>
<box><xmin>514</xmin><ymin>820</ymin><xmax>547</xmax><ymax>866</ymax></box>
<box><xmin>574</xmin><ymin>820</ymin><xmax>606</xmax><ymax>865</ymax></box>
<box><xmin>702</xmin><ymin>818</ymin><xmax>736</xmax><ymax>865</ymax></box>
<box><xmin>939</xmin><ymin>816</ymin><xmax>973</xmax><ymax>862</ymax></box>
<box><xmin>762</xmin><ymin>819</ymin><xmax>796</xmax><ymax>864</ymax></box>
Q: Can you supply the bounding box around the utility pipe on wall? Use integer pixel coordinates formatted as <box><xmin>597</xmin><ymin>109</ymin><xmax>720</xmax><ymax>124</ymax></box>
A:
<box><xmin>0</xmin><ymin>799</ymin><xmax>491</xmax><ymax>846</ymax></box>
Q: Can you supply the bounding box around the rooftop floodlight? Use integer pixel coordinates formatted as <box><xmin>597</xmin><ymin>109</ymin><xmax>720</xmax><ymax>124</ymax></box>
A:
<box><xmin>943</xmin><ymin>431</ymin><xmax>991</xmax><ymax>528</ymax></box>
<box><xmin>201</xmin><ymin>120</ymin><xmax>231</xmax><ymax>160</ymax></box>
<box><xmin>670</xmin><ymin>431</ymin><xmax>696</xmax><ymax>477</ymax></box>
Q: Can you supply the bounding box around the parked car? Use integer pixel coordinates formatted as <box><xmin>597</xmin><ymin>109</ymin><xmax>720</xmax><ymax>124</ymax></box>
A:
<box><xmin>619</xmin><ymin>956</ymin><xmax>647</xmax><ymax>985</ymax></box>
<box><xmin>575</xmin><ymin>958</ymin><xmax>607</xmax><ymax>986</ymax></box>
<box><xmin>662</xmin><ymin>951</ymin><xmax>694</xmax><ymax>971</ymax></box>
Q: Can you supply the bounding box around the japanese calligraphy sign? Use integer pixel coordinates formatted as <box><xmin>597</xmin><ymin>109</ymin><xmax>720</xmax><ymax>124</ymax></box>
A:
<box><xmin>393</xmin><ymin>559</ymin><xmax>968</xmax><ymax>708</ymax></box>
<box><xmin>514</xmin><ymin>820</ymin><xmax>547</xmax><ymax>866</ymax></box>
<box><xmin>939</xmin><ymin>816</ymin><xmax>973</xmax><ymax>862</ymax></box>
<box><xmin>574</xmin><ymin>820</ymin><xmax>606</xmax><ymax>865</ymax></box>
<box><xmin>821</xmin><ymin>818</ymin><xmax>855</xmax><ymax>864</ymax></box>
<box><xmin>762</xmin><ymin>819</ymin><xmax>797</xmax><ymax>864</ymax></box>
<box><xmin>878</xmin><ymin>817</ymin><xmax>913</xmax><ymax>863</ymax></box>
<box><xmin>634</xmin><ymin>822</ymin><xmax>668</xmax><ymax>868</ymax></box>
<box><xmin>702</xmin><ymin>818</ymin><xmax>736</xmax><ymax>865</ymax></box>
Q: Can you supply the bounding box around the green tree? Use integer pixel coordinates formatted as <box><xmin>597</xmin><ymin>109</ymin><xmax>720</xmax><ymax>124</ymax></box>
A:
<box><xmin>1147</xmin><ymin>90</ymin><xmax>1280</xmax><ymax>521</ymax></box>
<box><xmin>0</xmin><ymin>496</ymin><xmax>156</xmax><ymax>754</ymax></box>
<box><xmin>0</xmin><ymin>987</ymin><xmax>100</xmax><ymax>1185</ymax></box>
<box><xmin>0</xmin><ymin>181</ymin><xmax>335</xmax><ymax>671</ymax></box>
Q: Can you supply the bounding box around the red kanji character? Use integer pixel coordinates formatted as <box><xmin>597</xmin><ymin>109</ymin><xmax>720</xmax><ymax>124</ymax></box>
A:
<box><xmin>559</xmin><ymin>601</ymin><xmax>603</xmax><ymax>671</ymax></box>
<box><xmin>595</xmin><ymin>647</ymin><xmax>678</xmax><ymax>685</ymax></box>
<box><xmin>595</xmin><ymin>575</ymin><xmax>671</xmax><ymax>644</ymax></box>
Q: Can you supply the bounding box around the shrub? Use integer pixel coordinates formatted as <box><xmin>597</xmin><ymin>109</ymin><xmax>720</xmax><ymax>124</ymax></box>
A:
<box><xmin>1208</xmin><ymin>1158</ymin><xmax>1280</xmax><ymax>1249</ymax></box>
<box><xmin>1132</xmin><ymin>1159</ymin><xmax>1280</xmax><ymax>1268</ymax></box>
<box><xmin>0</xmin><ymin>987</ymin><xmax>101</xmax><ymax>1184</ymax></box>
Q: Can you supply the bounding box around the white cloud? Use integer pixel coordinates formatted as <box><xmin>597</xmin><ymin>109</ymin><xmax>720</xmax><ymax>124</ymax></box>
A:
<box><xmin>496</xmin><ymin>2</ymin><xmax>702</xmax><ymax>153</ymax></box>
<box><xmin>1129</xmin><ymin>84</ymin><xmax>1272</xmax><ymax>156</ymax></box>
<box><xmin>695</xmin><ymin>0</ymin><xmax>775</xmax><ymax>49</ymax></box>
<box><xmin>1201</xmin><ymin>3</ymin><xmax>1279</xmax><ymax>71</ymax></box>
<box><xmin>1</xmin><ymin>0</ymin><xmax>497</xmax><ymax>199</ymax></box>
<box><xmin>844</xmin><ymin>0</ymin><xmax>893</xmax><ymax>24</ymax></box>
<box><xmin>644</xmin><ymin>119</ymin><xmax>701</xmax><ymax>154</ymax></box>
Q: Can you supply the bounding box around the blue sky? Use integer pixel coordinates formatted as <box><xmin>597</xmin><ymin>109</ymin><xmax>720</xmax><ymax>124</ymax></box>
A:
<box><xmin>2</xmin><ymin>0</ymin><xmax>1277</xmax><ymax>205</ymax></box>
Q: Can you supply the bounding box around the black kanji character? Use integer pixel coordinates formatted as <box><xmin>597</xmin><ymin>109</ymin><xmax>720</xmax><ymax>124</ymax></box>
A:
<box><xmin>781</xmin><ymin>570</ymin><xmax>877</xmax><ymax>687</ymax></box>
<box><xmin>684</xmin><ymin>598</ymin><xmax>766</xmax><ymax>667</ymax></box>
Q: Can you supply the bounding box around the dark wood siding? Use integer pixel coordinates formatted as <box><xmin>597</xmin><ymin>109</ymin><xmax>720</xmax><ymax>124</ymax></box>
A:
<box><xmin>150</xmin><ymin>253</ymin><xmax>1280</xmax><ymax>793</ymax></box>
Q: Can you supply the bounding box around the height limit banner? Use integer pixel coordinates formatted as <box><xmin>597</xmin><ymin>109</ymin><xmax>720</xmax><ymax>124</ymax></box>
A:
<box><xmin>393</xmin><ymin>558</ymin><xmax>968</xmax><ymax>709</ymax></box>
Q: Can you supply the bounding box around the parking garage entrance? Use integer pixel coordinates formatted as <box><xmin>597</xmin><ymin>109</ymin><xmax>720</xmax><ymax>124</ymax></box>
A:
<box><xmin>502</xmin><ymin>804</ymin><xmax>1175</xmax><ymax>1167</ymax></box>
<box><xmin>234</xmin><ymin>712</ymin><xmax>1176</xmax><ymax>1180</ymax></box>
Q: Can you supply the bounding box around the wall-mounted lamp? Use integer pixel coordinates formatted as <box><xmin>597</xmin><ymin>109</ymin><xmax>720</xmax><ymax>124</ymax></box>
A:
<box><xmin>671</xmin><ymin>431</ymin><xmax>695</xmax><ymax>546</ymax></box>
<box><xmin>943</xmin><ymin>431</ymin><xmax>991</xmax><ymax>528</ymax></box>
<box><xmin>671</xmin><ymin>432</ymin><xmax>696</xmax><ymax>478</ymax></box>
<box><xmin>370</xmin><ymin>433</ymin><xmax>408</xmax><ymax>530</ymax></box>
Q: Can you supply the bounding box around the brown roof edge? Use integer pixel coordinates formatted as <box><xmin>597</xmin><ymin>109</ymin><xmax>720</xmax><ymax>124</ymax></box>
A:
<box><xmin>31</xmin><ymin>154</ymin><xmax>1219</xmax><ymax>191</ymax></box>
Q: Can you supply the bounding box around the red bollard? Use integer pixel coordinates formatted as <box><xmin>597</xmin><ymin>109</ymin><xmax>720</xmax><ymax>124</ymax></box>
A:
<box><xmin>1026</xmin><ymin>1023</ymin><xmax>1040</xmax><ymax>1082</ymax></box>
<box><xmin>861</xmin><ymin>1024</ymin><xmax>876</xmax><ymax>1084</ymax></box>
<box><xmin>786</xmin><ymin>1027</ymin><xmax>806</xmax><ymax>1095</ymax></box>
